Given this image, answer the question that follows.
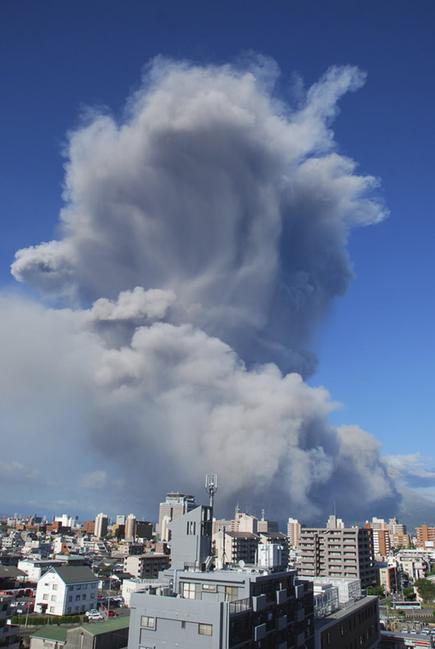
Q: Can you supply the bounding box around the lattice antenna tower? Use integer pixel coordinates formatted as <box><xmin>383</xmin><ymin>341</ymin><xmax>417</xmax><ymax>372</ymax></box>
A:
<box><xmin>205</xmin><ymin>474</ymin><xmax>218</xmax><ymax>509</ymax></box>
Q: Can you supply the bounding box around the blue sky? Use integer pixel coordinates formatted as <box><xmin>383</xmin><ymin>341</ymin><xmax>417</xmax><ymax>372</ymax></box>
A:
<box><xmin>1</xmin><ymin>0</ymin><xmax>435</xmax><ymax>513</ymax></box>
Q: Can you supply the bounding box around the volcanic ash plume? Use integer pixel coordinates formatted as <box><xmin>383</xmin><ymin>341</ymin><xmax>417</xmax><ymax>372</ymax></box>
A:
<box><xmin>4</xmin><ymin>58</ymin><xmax>397</xmax><ymax>520</ymax></box>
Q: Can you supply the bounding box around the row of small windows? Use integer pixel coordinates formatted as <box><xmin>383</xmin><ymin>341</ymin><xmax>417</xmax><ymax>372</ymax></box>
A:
<box><xmin>140</xmin><ymin>616</ymin><xmax>212</xmax><ymax>636</ymax></box>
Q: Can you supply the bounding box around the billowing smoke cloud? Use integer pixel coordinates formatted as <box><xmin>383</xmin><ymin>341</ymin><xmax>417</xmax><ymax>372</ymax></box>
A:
<box><xmin>2</xmin><ymin>57</ymin><xmax>398</xmax><ymax>522</ymax></box>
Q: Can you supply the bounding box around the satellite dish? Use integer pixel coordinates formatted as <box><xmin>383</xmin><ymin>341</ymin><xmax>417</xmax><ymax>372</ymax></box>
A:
<box><xmin>238</xmin><ymin>560</ymin><xmax>245</xmax><ymax>568</ymax></box>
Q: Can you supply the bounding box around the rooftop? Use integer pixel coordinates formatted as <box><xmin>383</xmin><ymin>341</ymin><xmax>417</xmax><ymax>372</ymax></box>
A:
<box><xmin>31</xmin><ymin>627</ymin><xmax>67</xmax><ymax>642</ymax></box>
<box><xmin>52</xmin><ymin>566</ymin><xmax>98</xmax><ymax>584</ymax></box>
<box><xmin>316</xmin><ymin>596</ymin><xmax>377</xmax><ymax>629</ymax></box>
<box><xmin>79</xmin><ymin>616</ymin><xmax>130</xmax><ymax>636</ymax></box>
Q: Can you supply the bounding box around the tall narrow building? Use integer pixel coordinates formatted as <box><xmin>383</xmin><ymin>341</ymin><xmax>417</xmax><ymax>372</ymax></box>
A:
<box><xmin>94</xmin><ymin>513</ymin><xmax>108</xmax><ymax>539</ymax></box>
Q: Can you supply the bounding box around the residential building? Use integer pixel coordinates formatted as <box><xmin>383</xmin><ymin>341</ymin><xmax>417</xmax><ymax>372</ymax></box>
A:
<box><xmin>0</xmin><ymin>595</ymin><xmax>19</xmax><ymax>649</ymax></box>
<box><xmin>18</xmin><ymin>558</ymin><xmax>65</xmax><ymax>582</ymax></box>
<box><xmin>128</xmin><ymin>486</ymin><xmax>315</xmax><ymax>649</ymax></box>
<box><xmin>34</xmin><ymin>566</ymin><xmax>98</xmax><ymax>616</ymax></box>
<box><xmin>213</xmin><ymin>530</ymin><xmax>259</xmax><ymax>568</ymax></box>
<box><xmin>135</xmin><ymin>521</ymin><xmax>153</xmax><ymax>540</ymax></box>
<box><xmin>373</xmin><ymin>530</ymin><xmax>391</xmax><ymax>559</ymax></box>
<box><xmin>125</xmin><ymin>514</ymin><xmax>136</xmax><ymax>542</ymax></box>
<box><xmin>299</xmin><ymin>526</ymin><xmax>377</xmax><ymax>589</ymax></box>
<box><xmin>82</xmin><ymin>520</ymin><xmax>95</xmax><ymax>535</ymax></box>
<box><xmin>379</xmin><ymin>565</ymin><xmax>399</xmax><ymax>594</ymax></box>
<box><xmin>123</xmin><ymin>554</ymin><xmax>170</xmax><ymax>579</ymax></box>
<box><xmin>416</xmin><ymin>524</ymin><xmax>435</xmax><ymax>548</ymax></box>
<box><xmin>94</xmin><ymin>514</ymin><xmax>108</xmax><ymax>539</ymax></box>
<box><xmin>157</xmin><ymin>492</ymin><xmax>196</xmax><ymax>542</ymax></box>
<box><xmin>288</xmin><ymin>518</ymin><xmax>302</xmax><ymax>550</ymax></box>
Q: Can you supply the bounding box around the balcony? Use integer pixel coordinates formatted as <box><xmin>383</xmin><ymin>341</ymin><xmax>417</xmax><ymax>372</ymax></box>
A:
<box><xmin>229</xmin><ymin>598</ymin><xmax>251</xmax><ymax>615</ymax></box>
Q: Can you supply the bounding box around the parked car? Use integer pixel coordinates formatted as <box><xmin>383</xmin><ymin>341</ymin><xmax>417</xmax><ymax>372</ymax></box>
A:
<box><xmin>87</xmin><ymin>613</ymin><xmax>104</xmax><ymax>621</ymax></box>
<box><xmin>85</xmin><ymin>609</ymin><xmax>99</xmax><ymax>617</ymax></box>
<box><xmin>107</xmin><ymin>610</ymin><xmax>118</xmax><ymax>618</ymax></box>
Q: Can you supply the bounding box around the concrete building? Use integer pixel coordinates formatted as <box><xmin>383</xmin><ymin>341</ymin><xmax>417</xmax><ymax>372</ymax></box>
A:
<box><xmin>157</xmin><ymin>492</ymin><xmax>196</xmax><ymax>542</ymax></box>
<box><xmin>0</xmin><ymin>595</ymin><xmax>19</xmax><ymax>649</ymax></box>
<box><xmin>135</xmin><ymin>520</ymin><xmax>153</xmax><ymax>540</ymax></box>
<box><xmin>34</xmin><ymin>566</ymin><xmax>98</xmax><ymax>616</ymax></box>
<box><xmin>214</xmin><ymin>530</ymin><xmax>259</xmax><ymax>568</ymax></box>
<box><xmin>123</xmin><ymin>554</ymin><xmax>170</xmax><ymax>579</ymax></box>
<box><xmin>128</xmin><ymin>567</ymin><xmax>315</xmax><ymax>649</ymax></box>
<box><xmin>416</xmin><ymin>524</ymin><xmax>435</xmax><ymax>548</ymax></box>
<box><xmin>288</xmin><ymin>518</ymin><xmax>302</xmax><ymax>550</ymax></box>
<box><xmin>379</xmin><ymin>565</ymin><xmax>399</xmax><ymax>594</ymax></box>
<box><xmin>373</xmin><ymin>529</ymin><xmax>391</xmax><ymax>559</ymax></box>
<box><xmin>18</xmin><ymin>558</ymin><xmax>64</xmax><ymax>583</ymax></box>
<box><xmin>300</xmin><ymin>576</ymin><xmax>361</xmax><ymax>605</ymax></box>
<box><xmin>125</xmin><ymin>514</ymin><xmax>137</xmax><ymax>542</ymax></box>
<box><xmin>299</xmin><ymin>527</ymin><xmax>377</xmax><ymax>589</ymax></box>
<box><xmin>314</xmin><ymin>596</ymin><xmax>380</xmax><ymax>649</ymax></box>
<box><xmin>128</xmin><ymin>484</ymin><xmax>316</xmax><ymax>648</ymax></box>
<box><xmin>94</xmin><ymin>513</ymin><xmax>108</xmax><ymax>539</ymax></box>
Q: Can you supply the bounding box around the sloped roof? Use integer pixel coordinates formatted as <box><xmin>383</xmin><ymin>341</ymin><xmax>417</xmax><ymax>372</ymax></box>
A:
<box><xmin>79</xmin><ymin>616</ymin><xmax>130</xmax><ymax>636</ymax></box>
<box><xmin>0</xmin><ymin>565</ymin><xmax>26</xmax><ymax>579</ymax></box>
<box><xmin>31</xmin><ymin>627</ymin><xmax>67</xmax><ymax>642</ymax></box>
<box><xmin>52</xmin><ymin>566</ymin><xmax>98</xmax><ymax>584</ymax></box>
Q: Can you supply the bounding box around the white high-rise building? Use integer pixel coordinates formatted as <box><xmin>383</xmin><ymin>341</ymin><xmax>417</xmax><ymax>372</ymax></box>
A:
<box><xmin>94</xmin><ymin>513</ymin><xmax>108</xmax><ymax>539</ymax></box>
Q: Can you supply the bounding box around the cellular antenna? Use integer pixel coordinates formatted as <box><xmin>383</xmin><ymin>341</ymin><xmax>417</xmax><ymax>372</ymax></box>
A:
<box><xmin>205</xmin><ymin>474</ymin><xmax>218</xmax><ymax>509</ymax></box>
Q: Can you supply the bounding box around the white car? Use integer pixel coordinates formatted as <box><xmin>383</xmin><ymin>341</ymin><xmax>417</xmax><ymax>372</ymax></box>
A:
<box><xmin>87</xmin><ymin>613</ymin><xmax>104</xmax><ymax>621</ymax></box>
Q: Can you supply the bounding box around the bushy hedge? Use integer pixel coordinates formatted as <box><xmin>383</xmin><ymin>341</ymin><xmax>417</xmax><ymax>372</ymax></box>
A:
<box><xmin>11</xmin><ymin>615</ymin><xmax>83</xmax><ymax>625</ymax></box>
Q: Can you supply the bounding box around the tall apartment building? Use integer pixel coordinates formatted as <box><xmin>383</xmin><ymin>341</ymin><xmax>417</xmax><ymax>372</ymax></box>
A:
<box><xmin>128</xmin><ymin>492</ymin><xmax>315</xmax><ymax>649</ymax></box>
<box><xmin>157</xmin><ymin>492</ymin><xmax>196</xmax><ymax>542</ymax></box>
<box><xmin>288</xmin><ymin>518</ymin><xmax>302</xmax><ymax>549</ymax></box>
<box><xmin>372</xmin><ymin>529</ymin><xmax>391</xmax><ymax>559</ymax></box>
<box><xmin>299</xmin><ymin>527</ymin><xmax>377</xmax><ymax>589</ymax></box>
<box><xmin>416</xmin><ymin>524</ymin><xmax>435</xmax><ymax>548</ymax></box>
<box><xmin>94</xmin><ymin>513</ymin><xmax>108</xmax><ymax>539</ymax></box>
<box><xmin>125</xmin><ymin>514</ymin><xmax>137</xmax><ymax>541</ymax></box>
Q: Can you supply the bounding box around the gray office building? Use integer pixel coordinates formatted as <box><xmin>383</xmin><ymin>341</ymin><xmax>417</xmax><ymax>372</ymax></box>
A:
<box><xmin>128</xmin><ymin>495</ymin><xmax>314</xmax><ymax>648</ymax></box>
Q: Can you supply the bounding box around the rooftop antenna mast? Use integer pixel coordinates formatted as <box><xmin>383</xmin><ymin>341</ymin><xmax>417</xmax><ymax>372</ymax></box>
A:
<box><xmin>205</xmin><ymin>474</ymin><xmax>218</xmax><ymax>509</ymax></box>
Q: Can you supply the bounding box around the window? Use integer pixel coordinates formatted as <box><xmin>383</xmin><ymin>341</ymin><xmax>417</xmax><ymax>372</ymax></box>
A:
<box><xmin>70</xmin><ymin>586</ymin><xmax>74</xmax><ymax>591</ymax></box>
<box><xmin>76</xmin><ymin>585</ymin><xmax>81</xmax><ymax>590</ymax></box>
<box><xmin>198</xmin><ymin>624</ymin><xmax>213</xmax><ymax>636</ymax></box>
<box><xmin>49</xmin><ymin>606</ymin><xmax>55</xmax><ymax>613</ymax></box>
<box><xmin>50</xmin><ymin>595</ymin><xmax>56</xmax><ymax>602</ymax></box>
<box><xmin>52</xmin><ymin>584</ymin><xmax>58</xmax><ymax>591</ymax></box>
<box><xmin>75</xmin><ymin>595</ymin><xmax>80</xmax><ymax>601</ymax></box>
<box><xmin>68</xmin><ymin>596</ymin><xmax>72</xmax><ymax>602</ymax></box>
<box><xmin>90</xmin><ymin>594</ymin><xmax>95</xmax><ymax>600</ymax></box>
<box><xmin>83</xmin><ymin>584</ymin><xmax>88</xmax><ymax>590</ymax></box>
<box><xmin>141</xmin><ymin>616</ymin><xmax>156</xmax><ymax>630</ymax></box>
<box><xmin>181</xmin><ymin>621</ymin><xmax>186</xmax><ymax>629</ymax></box>
<box><xmin>43</xmin><ymin>594</ymin><xmax>49</xmax><ymax>601</ymax></box>
<box><xmin>82</xmin><ymin>594</ymin><xmax>86</xmax><ymax>600</ymax></box>
<box><xmin>225</xmin><ymin>586</ymin><xmax>238</xmax><ymax>601</ymax></box>
<box><xmin>202</xmin><ymin>583</ymin><xmax>217</xmax><ymax>592</ymax></box>
<box><xmin>182</xmin><ymin>582</ymin><xmax>196</xmax><ymax>600</ymax></box>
